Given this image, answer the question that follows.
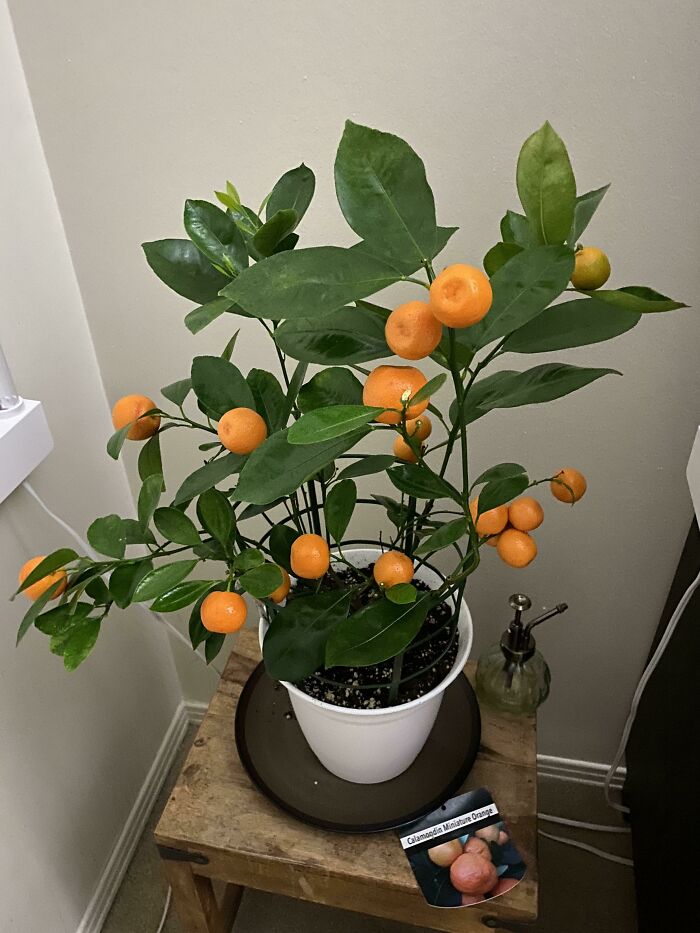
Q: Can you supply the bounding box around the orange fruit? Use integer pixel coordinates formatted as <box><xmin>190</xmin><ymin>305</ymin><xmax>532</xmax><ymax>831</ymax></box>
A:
<box><xmin>18</xmin><ymin>556</ymin><xmax>67</xmax><ymax>601</ymax></box>
<box><xmin>362</xmin><ymin>365</ymin><xmax>429</xmax><ymax>425</ymax></box>
<box><xmin>464</xmin><ymin>837</ymin><xmax>492</xmax><ymax>861</ymax></box>
<box><xmin>508</xmin><ymin>496</ymin><xmax>544</xmax><ymax>532</ymax></box>
<box><xmin>373</xmin><ymin>550</ymin><xmax>414</xmax><ymax>588</ymax></box>
<box><xmin>449</xmin><ymin>852</ymin><xmax>498</xmax><ymax>896</ymax></box>
<box><xmin>469</xmin><ymin>499</ymin><xmax>509</xmax><ymax>537</ymax></box>
<box><xmin>111</xmin><ymin>394</ymin><xmax>160</xmax><ymax>441</ymax></box>
<box><xmin>200</xmin><ymin>591</ymin><xmax>247</xmax><ymax>633</ymax></box>
<box><xmin>550</xmin><ymin>467</ymin><xmax>587</xmax><ymax>503</ymax></box>
<box><xmin>217</xmin><ymin>407</ymin><xmax>267</xmax><ymax>455</ymax></box>
<box><xmin>385</xmin><ymin>300</ymin><xmax>443</xmax><ymax>360</ymax></box>
<box><xmin>428</xmin><ymin>264</ymin><xmax>493</xmax><ymax>328</ymax></box>
<box><xmin>496</xmin><ymin>529</ymin><xmax>537</xmax><ymax>568</ymax></box>
<box><xmin>393</xmin><ymin>435</ymin><xmax>419</xmax><ymax>463</ymax></box>
<box><xmin>486</xmin><ymin>533</ymin><xmax>502</xmax><ymax>548</ymax></box>
<box><xmin>427</xmin><ymin>839</ymin><xmax>463</xmax><ymax>867</ymax></box>
<box><xmin>475</xmin><ymin>824</ymin><xmax>501</xmax><ymax>844</ymax></box>
<box><xmin>570</xmin><ymin>247</ymin><xmax>611</xmax><ymax>290</ymax></box>
<box><xmin>405</xmin><ymin>414</ymin><xmax>432</xmax><ymax>441</ymax></box>
<box><xmin>269</xmin><ymin>566</ymin><xmax>291</xmax><ymax>604</ymax></box>
<box><xmin>290</xmin><ymin>534</ymin><xmax>330</xmax><ymax>579</ymax></box>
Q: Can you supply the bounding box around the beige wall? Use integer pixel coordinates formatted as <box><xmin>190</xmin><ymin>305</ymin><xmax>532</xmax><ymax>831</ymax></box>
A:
<box><xmin>9</xmin><ymin>0</ymin><xmax>700</xmax><ymax>763</ymax></box>
<box><xmin>0</xmin><ymin>4</ymin><xmax>183</xmax><ymax>929</ymax></box>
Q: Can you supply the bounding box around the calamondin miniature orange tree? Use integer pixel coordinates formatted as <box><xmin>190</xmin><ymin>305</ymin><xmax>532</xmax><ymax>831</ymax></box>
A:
<box><xmin>13</xmin><ymin>121</ymin><xmax>687</xmax><ymax>697</ymax></box>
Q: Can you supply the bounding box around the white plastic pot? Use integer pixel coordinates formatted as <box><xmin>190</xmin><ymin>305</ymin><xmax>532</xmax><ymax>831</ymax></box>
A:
<box><xmin>259</xmin><ymin>547</ymin><xmax>473</xmax><ymax>784</ymax></box>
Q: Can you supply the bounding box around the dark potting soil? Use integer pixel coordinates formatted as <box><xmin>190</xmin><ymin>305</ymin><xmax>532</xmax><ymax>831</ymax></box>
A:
<box><xmin>294</xmin><ymin>563</ymin><xmax>459</xmax><ymax>710</ymax></box>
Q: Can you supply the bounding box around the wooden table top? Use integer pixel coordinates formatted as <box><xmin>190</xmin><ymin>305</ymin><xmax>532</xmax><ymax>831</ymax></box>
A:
<box><xmin>155</xmin><ymin>629</ymin><xmax>538</xmax><ymax>931</ymax></box>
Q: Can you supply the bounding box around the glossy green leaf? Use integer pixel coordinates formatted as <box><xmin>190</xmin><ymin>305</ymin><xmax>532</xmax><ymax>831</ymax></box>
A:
<box><xmin>325</xmin><ymin>594</ymin><xmax>430</xmax><ymax>667</ymax></box>
<box><xmin>184</xmin><ymin>297</ymin><xmax>236</xmax><ymax>334</ymax></box>
<box><xmin>191</xmin><ymin>355</ymin><xmax>255</xmax><ymax>418</ymax></box>
<box><xmin>385</xmin><ymin>583</ymin><xmax>418</xmax><ymax>605</ymax></box>
<box><xmin>121</xmin><ymin>519</ymin><xmax>156</xmax><ymax>545</ymax></box>
<box><xmin>334</xmin><ymin>120</ymin><xmax>437</xmax><ymax>269</ymax></box>
<box><xmin>287</xmin><ymin>405</ymin><xmax>380</xmax><ymax>445</ymax></box>
<box><xmin>161</xmin><ymin>378</ymin><xmax>192</xmax><ymax>407</ymax></box>
<box><xmin>516</xmin><ymin>122</ymin><xmax>576</xmax><ymax>245</ymax></box>
<box><xmin>62</xmin><ymin>619</ymin><xmax>101</xmax><ymax>671</ymax></box>
<box><xmin>16</xmin><ymin>579</ymin><xmax>67</xmax><ymax>644</ymax></box>
<box><xmin>409</xmin><ymin>373</ymin><xmax>447</xmax><ymax>407</ymax></box>
<box><xmin>263</xmin><ymin>590</ymin><xmax>352</xmax><ymax>681</ymax></box>
<box><xmin>133</xmin><ymin>560</ymin><xmax>198</xmax><ymax>602</ymax></box>
<box><xmin>388</xmin><ymin>463</ymin><xmax>461</xmax><ymax>502</ymax></box>
<box><xmin>106</xmin><ymin>423</ymin><xmax>132</xmax><ymax>461</ymax></box>
<box><xmin>239</xmin><ymin>563</ymin><xmax>284</xmax><ymax>598</ymax></box>
<box><xmin>14</xmin><ymin>548</ymin><xmax>78</xmax><ymax>596</ymax></box>
<box><xmin>138</xmin><ymin>432</ymin><xmax>164</xmax><ymax>486</ymax></box>
<box><xmin>472</xmin><ymin>462</ymin><xmax>527</xmax><ymax>487</ymax></box>
<box><xmin>297</xmin><ymin>368</ymin><xmax>363</xmax><ymax>413</ymax></box>
<box><xmin>109</xmin><ymin>560</ymin><xmax>153</xmax><ymax>609</ymax></box>
<box><xmin>35</xmin><ymin>602</ymin><xmax>92</xmax><ymax>636</ymax></box>
<box><xmin>324</xmin><ymin>479</ymin><xmax>357</xmax><ymax>542</ymax></box>
<box><xmin>335</xmin><ymin>454</ymin><xmax>396</xmax><ymax>481</ymax></box>
<box><xmin>221</xmin><ymin>329</ymin><xmax>240</xmax><ymax>361</ymax></box>
<box><xmin>252</xmin><ymin>209</ymin><xmax>298</xmax><ymax>258</ymax></box>
<box><xmin>153</xmin><ymin>507</ymin><xmax>200</xmax><ymax>546</ymax></box>
<box><xmin>151</xmin><ymin>580</ymin><xmax>215</xmax><ymax>612</ymax></box>
<box><xmin>274</xmin><ymin>304</ymin><xmax>389</xmax><ymax>364</ymax></box>
<box><xmin>204</xmin><ymin>632</ymin><xmax>226</xmax><ymax>664</ymax></box>
<box><xmin>233</xmin><ymin>429</ymin><xmax>368</xmax><ymax>504</ymax></box>
<box><xmin>478</xmin><ymin>474</ymin><xmax>530</xmax><ymax>514</ymax></box>
<box><xmin>232</xmin><ymin>549</ymin><xmax>265</xmax><ymax>572</ymax></box>
<box><xmin>502</xmin><ymin>297</ymin><xmax>641</xmax><ymax>354</ymax></box>
<box><xmin>173</xmin><ymin>454</ymin><xmax>244</xmax><ymax>506</ymax></box>
<box><xmin>349</xmin><ymin>226</ymin><xmax>457</xmax><ymax>277</ymax></box>
<box><xmin>197</xmin><ymin>489</ymin><xmax>233</xmax><ymax>550</ymax></box>
<box><xmin>220</xmin><ymin>246</ymin><xmax>402</xmax><ymax>321</ymax></box>
<box><xmin>142</xmin><ymin>239</ymin><xmax>229</xmax><ymax>303</ymax></box>
<box><xmin>584</xmin><ymin>286</ymin><xmax>687</xmax><ymax>313</ymax></box>
<box><xmin>279</xmin><ymin>360</ymin><xmax>308</xmax><ymax>426</ymax></box>
<box><xmin>483</xmin><ymin>242</ymin><xmax>522</xmax><ymax>277</ymax></box>
<box><xmin>371</xmin><ymin>494</ymin><xmax>408</xmax><ymax>529</ymax></box>
<box><xmin>266</xmin><ymin>163</ymin><xmax>315</xmax><ymax>222</ymax></box>
<box><xmin>87</xmin><ymin>515</ymin><xmax>126</xmax><ymax>559</ymax></box>
<box><xmin>247</xmin><ymin>369</ymin><xmax>286</xmax><ymax>433</ymax></box>
<box><xmin>568</xmin><ymin>185</ymin><xmax>609</xmax><ymax>244</ymax></box>
<box><xmin>414</xmin><ymin>518</ymin><xmax>468</xmax><ymax>556</ymax></box>
<box><xmin>85</xmin><ymin>576</ymin><xmax>110</xmax><ymax>605</ymax></box>
<box><xmin>268</xmin><ymin>526</ymin><xmax>301</xmax><ymax>571</ymax></box>
<box><xmin>184</xmin><ymin>199</ymin><xmax>248</xmax><ymax>275</ymax></box>
<box><xmin>500</xmin><ymin>210</ymin><xmax>537</xmax><ymax>248</ymax></box>
<box><xmin>137</xmin><ymin>473</ymin><xmax>163</xmax><ymax>530</ymax></box>
<box><xmin>188</xmin><ymin>590</ymin><xmax>211</xmax><ymax>649</ymax></box>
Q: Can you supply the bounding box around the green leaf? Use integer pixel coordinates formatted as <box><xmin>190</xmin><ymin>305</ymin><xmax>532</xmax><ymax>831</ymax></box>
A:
<box><xmin>203</xmin><ymin>632</ymin><xmax>226</xmax><ymax>664</ymax></box>
<box><xmin>371</xmin><ymin>494</ymin><xmax>408</xmax><ymax>529</ymax></box>
<box><xmin>183</xmin><ymin>199</ymin><xmax>248</xmax><ymax>274</ymax></box>
<box><xmin>188</xmin><ymin>590</ymin><xmax>211</xmax><ymax>648</ymax></box>
<box><xmin>246</xmin><ymin>369</ymin><xmax>286</xmax><ymax>433</ymax></box>
<box><xmin>133</xmin><ymin>560</ymin><xmax>199</xmax><ymax>602</ymax></box>
<box><xmin>263</xmin><ymin>590</ymin><xmax>352</xmax><ymax>681</ymax></box>
<box><xmin>191</xmin><ymin>355</ymin><xmax>255</xmax><ymax>418</ymax></box>
<box><xmin>460</xmin><ymin>363</ymin><xmax>620</xmax><ymax>425</ymax></box>
<box><xmin>151</xmin><ymin>580</ymin><xmax>215</xmax><ymax>612</ymax></box>
<box><xmin>153</xmin><ymin>507</ymin><xmax>200</xmax><ymax>546</ymax></box>
<box><xmin>109</xmin><ymin>560</ymin><xmax>153</xmax><ymax>609</ymax></box>
<box><xmin>409</xmin><ymin>373</ymin><xmax>447</xmax><ymax>407</ymax></box>
<box><xmin>280</xmin><ymin>360</ymin><xmax>308</xmax><ymax>426</ymax></box>
<box><xmin>240</xmin><ymin>563</ymin><xmax>284</xmax><ymax>598</ymax></box>
<box><xmin>298</xmin><ymin>368</ymin><xmax>363</xmax><ymax>413</ymax></box>
<box><xmin>234</xmin><ymin>428</ymin><xmax>368</xmax><ymax>505</ymax></box>
<box><xmin>502</xmin><ymin>297</ymin><xmax>641</xmax><ymax>354</ymax></box>
<box><xmin>35</xmin><ymin>602</ymin><xmax>93</xmax><ymax>635</ymax></box>
<box><xmin>220</xmin><ymin>246</ymin><xmax>402</xmax><ymax>321</ymax></box>
<box><xmin>268</xmin><ymin>526</ymin><xmax>300</xmax><ymax>571</ymax></box>
<box><xmin>121</xmin><ymin>519</ymin><xmax>155</xmax><ymax>545</ymax></box>
<box><xmin>569</xmin><ymin>185</ymin><xmax>609</xmax><ymax>244</ymax></box>
<box><xmin>16</xmin><ymin>579</ymin><xmax>66</xmax><ymax>644</ymax></box>
<box><xmin>500</xmin><ymin>210</ymin><xmax>537</xmax><ymax>248</ymax></box>
<box><xmin>288</xmin><ymin>405</ymin><xmax>381</xmax><ymax>445</ymax></box>
<box><xmin>85</xmin><ymin>576</ymin><xmax>111</xmax><ymax>605</ymax></box>
<box><xmin>325</xmin><ymin>594</ymin><xmax>430</xmax><ymax>667</ymax></box>
<box><xmin>252</xmin><ymin>209</ymin><xmax>298</xmax><ymax>258</ymax></box>
<box><xmin>336</xmin><ymin>454</ymin><xmax>396</xmax><ymax>481</ymax></box>
<box><xmin>465</xmin><ymin>245</ymin><xmax>575</xmax><ymax>351</ymax></box>
<box><xmin>161</xmin><ymin>378</ymin><xmax>192</xmax><ymax>407</ymax></box>
<box><xmin>414</xmin><ymin>518</ymin><xmax>468</xmax><ymax>556</ymax></box>
<box><xmin>87</xmin><ymin>515</ymin><xmax>126</xmax><ymax>559</ymax></box>
<box><xmin>138</xmin><ymin>432</ymin><xmax>164</xmax><ymax>486</ymax></box>
<box><xmin>483</xmin><ymin>242</ymin><xmax>523</xmax><ymax>277</ymax></box>
<box><xmin>388</xmin><ymin>463</ymin><xmax>461</xmax><ymax>502</ymax></box>
<box><xmin>106</xmin><ymin>423</ymin><xmax>132</xmax><ymax>460</ymax></box>
<box><xmin>267</xmin><ymin>163</ymin><xmax>315</xmax><ymax>222</ymax></box>
<box><xmin>62</xmin><ymin>619</ymin><xmax>101</xmax><ymax>671</ymax></box>
<box><xmin>386</xmin><ymin>583</ymin><xmax>418</xmax><ymax>605</ymax></box>
<box><xmin>173</xmin><ymin>454</ymin><xmax>244</xmax><ymax>506</ymax></box>
<box><xmin>478</xmin><ymin>474</ymin><xmax>530</xmax><ymax>514</ymax></box>
<box><xmin>472</xmin><ymin>462</ymin><xmax>527</xmax><ymax>487</ymax></box>
<box><xmin>185</xmin><ymin>297</ymin><xmax>236</xmax><ymax>334</ymax></box>
<box><xmin>232</xmin><ymin>549</ymin><xmax>265</xmax><ymax>572</ymax></box>
<box><xmin>221</xmin><ymin>329</ymin><xmax>240</xmax><ymax>361</ymax></box>
<box><xmin>516</xmin><ymin>122</ymin><xmax>576</xmax><ymax>246</ymax></box>
<box><xmin>142</xmin><ymin>239</ymin><xmax>229</xmax><ymax>303</ymax></box>
<box><xmin>274</xmin><ymin>304</ymin><xmax>389</xmax><ymax>365</ymax></box>
<box><xmin>434</xmin><ymin>225</ymin><xmax>459</xmax><ymax>257</ymax></box>
<box><xmin>137</xmin><ymin>473</ymin><xmax>163</xmax><ymax>530</ymax></box>
<box><xmin>14</xmin><ymin>548</ymin><xmax>78</xmax><ymax>596</ymax></box>
<box><xmin>197</xmin><ymin>488</ymin><xmax>233</xmax><ymax>549</ymax></box>
<box><xmin>585</xmin><ymin>286</ymin><xmax>687</xmax><ymax>313</ymax></box>
<box><xmin>334</xmin><ymin>120</ymin><xmax>437</xmax><ymax>269</ymax></box>
<box><xmin>324</xmin><ymin>479</ymin><xmax>357</xmax><ymax>542</ymax></box>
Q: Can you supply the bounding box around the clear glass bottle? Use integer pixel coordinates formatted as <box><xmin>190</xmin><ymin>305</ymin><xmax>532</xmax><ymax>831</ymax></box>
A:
<box><xmin>475</xmin><ymin>594</ymin><xmax>567</xmax><ymax>715</ymax></box>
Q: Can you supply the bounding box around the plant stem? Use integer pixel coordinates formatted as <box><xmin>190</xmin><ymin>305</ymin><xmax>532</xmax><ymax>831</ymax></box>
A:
<box><xmin>307</xmin><ymin>480</ymin><xmax>323</xmax><ymax>536</ymax></box>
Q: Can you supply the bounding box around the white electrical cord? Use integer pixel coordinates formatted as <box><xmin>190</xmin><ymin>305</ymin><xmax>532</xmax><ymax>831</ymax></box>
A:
<box><xmin>538</xmin><ymin>813</ymin><xmax>630</xmax><ymax>834</ymax></box>
<box><xmin>155</xmin><ymin>885</ymin><xmax>172</xmax><ymax>933</ymax></box>
<box><xmin>538</xmin><ymin>830</ymin><xmax>634</xmax><ymax>867</ymax></box>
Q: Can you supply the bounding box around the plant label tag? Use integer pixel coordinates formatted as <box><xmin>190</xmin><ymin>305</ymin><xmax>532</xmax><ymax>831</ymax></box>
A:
<box><xmin>398</xmin><ymin>787</ymin><xmax>526</xmax><ymax>908</ymax></box>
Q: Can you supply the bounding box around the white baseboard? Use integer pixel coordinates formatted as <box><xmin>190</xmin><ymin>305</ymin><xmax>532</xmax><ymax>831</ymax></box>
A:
<box><xmin>537</xmin><ymin>754</ymin><xmax>626</xmax><ymax>791</ymax></box>
<box><xmin>184</xmin><ymin>699</ymin><xmax>209</xmax><ymax>724</ymax></box>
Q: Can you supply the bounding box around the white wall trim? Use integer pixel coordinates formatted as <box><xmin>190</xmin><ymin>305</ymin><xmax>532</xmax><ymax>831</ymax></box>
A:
<box><xmin>537</xmin><ymin>754</ymin><xmax>626</xmax><ymax>791</ymax></box>
<box><xmin>185</xmin><ymin>699</ymin><xmax>209</xmax><ymax>725</ymax></box>
<box><xmin>76</xmin><ymin>701</ymin><xmax>189</xmax><ymax>933</ymax></box>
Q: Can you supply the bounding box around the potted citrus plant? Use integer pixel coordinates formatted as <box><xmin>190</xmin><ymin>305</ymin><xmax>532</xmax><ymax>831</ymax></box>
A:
<box><xmin>13</xmin><ymin>121</ymin><xmax>687</xmax><ymax>784</ymax></box>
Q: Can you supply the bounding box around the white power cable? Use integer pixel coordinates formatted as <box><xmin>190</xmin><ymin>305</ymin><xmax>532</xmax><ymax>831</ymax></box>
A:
<box><xmin>538</xmin><ymin>813</ymin><xmax>630</xmax><ymax>834</ymax></box>
<box><xmin>538</xmin><ymin>830</ymin><xmax>634</xmax><ymax>867</ymax></box>
<box><xmin>155</xmin><ymin>885</ymin><xmax>172</xmax><ymax>933</ymax></box>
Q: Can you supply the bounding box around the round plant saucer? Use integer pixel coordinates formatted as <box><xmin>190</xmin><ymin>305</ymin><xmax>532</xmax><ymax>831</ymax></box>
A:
<box><xmin>234</xmin><ymin>662</ymin><xmax>481</xmax><ymax>834</ymax></box>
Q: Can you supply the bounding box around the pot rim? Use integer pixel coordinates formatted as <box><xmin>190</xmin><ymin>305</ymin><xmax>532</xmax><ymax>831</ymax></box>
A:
<box><xmin>258</xmin><ymin>545</ymin><xmax>473</xmax><ymax>718</ymax></box>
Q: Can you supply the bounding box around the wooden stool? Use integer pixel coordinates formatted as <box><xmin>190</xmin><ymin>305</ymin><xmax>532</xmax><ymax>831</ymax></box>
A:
<box><xmin>155</xmin><ymin>630</ymin><xmax>538</xmax><ymax>932</ymax></box>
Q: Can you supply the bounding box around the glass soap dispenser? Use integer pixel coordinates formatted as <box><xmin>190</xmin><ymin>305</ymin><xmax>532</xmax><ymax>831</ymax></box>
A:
<box><xmin>475</xmin><ymin>594</ymin><xmax>568</xmax><ymax>714</ymax></box>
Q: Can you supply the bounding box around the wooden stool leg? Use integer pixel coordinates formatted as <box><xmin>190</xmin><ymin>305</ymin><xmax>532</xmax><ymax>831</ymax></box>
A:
<box><xmin>162</xmin><ymin>859</ymin><xmax>243</xmax><ymax>933</ymax></box>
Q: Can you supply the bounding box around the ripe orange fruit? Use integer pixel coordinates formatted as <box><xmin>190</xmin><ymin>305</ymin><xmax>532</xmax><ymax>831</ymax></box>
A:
<box><xmin>429</xmin><ymin>264</ymin><xmax>493</xmax><ymax>328</ymax></box>
<box><xmin>508</xmin><ymin>496</ymin><xmax>544</xmax><ymax>532</ymax></box>
<box><xmin>486</xmin><ymin>533</ymin><xmax>502</xmax><ymax>547</ymax></box>
<box><xmin>200</xmin><ymin>591</ymin><xmax>247</xmax><ymax>633</ymax></box>
<box><xmin>405</xmin><ymin>415</ymin><xmax>432</xmax><ymax>441</ymax></box>
<box><xmin>449</xmin><ymin>852</ymin><xmax>498</xmax><ymax>895</ymax></box>
<box><xmin>427</xmin><ymin>839</ymin><xmax>463</xmax><ymax>867</ymax></box>
<box><xmin>373</xmin><ymin>550</ymin><xmax>414</xmax><ymax>588</ymax></box>
<box><xmin>111</xmin><ymin>394</ymin><xmax>160</xmax><ymax>441</ymax></box>
<box><xmin>18</xmin><ymin>556</ymin><xmax>67</xmax><ymax>601</ymax></box>
<box><xmin>362</xmin><ymin>365</ymin><xmax>429</xmax><ymax>425</ymax></box>
<box><xmin>269</xmin><ymin>566</ymin><xmax>291</xmax><ymax>604</ymax></box>
<box><xmin>217</xmin><ymin>407</ymin><xmax>267</xmax><ymax>455</ymax></box>
<box><xmin>570</xmin><ymin>247</ymin><xmax>611</xmax><ymax>290</ymax></box>
<box><xmin>393</xmin><ymin>435</ymin><xmax>419</xmax><ymax>463</ymax></box>
<box><xmin>469</xmin><ymin>499</ymin><xmax>509</xmax><ymax>537</ymax></box>
<box><xmin>290</xmin><ymin>534</ymin><xmax>330</xmax><ymax>579</ymax></box>
<box><xmin>496</xmin><ymin>529</ymin><xmax>537</xmax><ymax>568</ymax></box>
<box><xmin>385</xmin><ymin>300</ymin><xmax>443</xmax><ymax>360</ymax></box>
<box><xmin>550</xmin><ymin>467</ymin><xmax>587</xmax><ymax>503</ymax></box>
